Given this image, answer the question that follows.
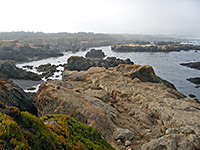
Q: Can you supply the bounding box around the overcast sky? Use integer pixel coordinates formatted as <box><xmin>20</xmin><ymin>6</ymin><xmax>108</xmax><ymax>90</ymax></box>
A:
<box><xmin>1</xmin><ymin>0</ymin><xmax>200</xmax><ymax>36</ymax></box>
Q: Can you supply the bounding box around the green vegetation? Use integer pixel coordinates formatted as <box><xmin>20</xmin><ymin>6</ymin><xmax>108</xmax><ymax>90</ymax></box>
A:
<box><xmin>0</xmin><ymin>102</ymin><xmax>113</xmax><ymax>150</ymax></box>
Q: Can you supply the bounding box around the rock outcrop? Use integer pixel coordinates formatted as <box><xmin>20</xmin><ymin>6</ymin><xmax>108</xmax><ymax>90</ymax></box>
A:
<box><xmin>0</xmin><ymin>78</ymin><xmax>37</xmax><ymax>115</ymax></box>
<box><xmin>35</xmin><ymin>63</ymin><xmax>59</xmax><ymax>78</ymax></box>
<box><xmin>0</xmin><ymin>40</ymin><xmax>63</xmax><ymax>62</ymax></box>
<box><xmin>0</xmin><ymin>60</ymin><xmax>41</xmax><ymax>80</ymax></box>
<box><xmin>187</xmin><ymin>77</ymin><xmax>200</xmax><ymax>85</ymax></box>
<box><xmin>34</xmin><ymin>64</ymin><xmax>200</xmax><ymax>150</ymax></box>
<box><xmin>65</xmin><ymin>56</ymin><xmax>134</xmax><ymax>71</ymax></box>
<box><xmin>180</xmin><ymin>61</ymin><xmax>200</xmax><ymax>70</ymax></box>
<box><xmin>85</xmin><ymin>49</ymin><xmax>106</xmax><ymax>58</ymax></box>
<box><xmin>112</xmin><ymin>44</ymin><xmax>200</xmax><ymax>52</ymax></box>
<box><xmin>0</xmin><ymin>102</ymin><xmax>113</xmax><ymax>150</ymax></box>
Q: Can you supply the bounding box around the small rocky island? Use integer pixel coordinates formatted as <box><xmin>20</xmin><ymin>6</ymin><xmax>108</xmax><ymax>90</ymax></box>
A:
<box><xmin>112</xmin><ymin>43</ymin><xmax>200</xmax><ymax>52</ymax></box>
<box><xmin>85</xmin><ymin>49</ymin><xmax>106</xmax><ymax>58</ymax></box>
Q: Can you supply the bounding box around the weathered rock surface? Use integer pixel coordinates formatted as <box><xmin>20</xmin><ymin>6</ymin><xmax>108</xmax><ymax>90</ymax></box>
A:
<box><xmin>0</xmin><ymin>60</ymin><xmax>41</xmax><ymax>80</ymax></box>
<box><xmin>112</xmin><ymin>44</ymin><xmax>200</xmax><ymax>52</ymax></box>
<box><xmin>180</xmin><ymin>61</ymin><xmax>200</xmax><ymax>70</ymax></box>
<box><xmin>0</xmin><ymin>102</ymin><xmax>113</xmax><ymax>150</ymax></box>
<box><xmin>0</xmin><ymin>40</ymin><xmax>63</xmax><ymax>62</ymax></box>
<box><xmin>65</xmin><ymin>56</ymin><xmax>134</xmax><ymax>71</ymax></box>
<box><xmin>34</xmin><ymin>64</ymin><xmax>200</xmax><ymax>150</ymax></box>
<box><xmin>0</xmin><ymin>78</ymin><xmax>37</xmax><ymax>115</ymax></box>
<box><xmin>187</xmin><ymin>77</ymin><xmax>200</xmax><ymax>85</ymax></box>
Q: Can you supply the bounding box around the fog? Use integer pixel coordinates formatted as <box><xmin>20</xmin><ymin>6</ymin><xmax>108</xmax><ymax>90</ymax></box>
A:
<box><xmin>1</xmin><ymin>0</ymin><xmax>200</xmax><ymax>36</ymax></box>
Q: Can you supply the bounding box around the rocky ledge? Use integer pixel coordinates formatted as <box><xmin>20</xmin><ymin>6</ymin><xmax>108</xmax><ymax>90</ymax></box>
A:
<box><xmin>0</xmin><ymin>60</ymin><xmax>41</xmax><ymax>80</ymax></box>
<box><xmin>180</xmin><ymin>61</ymin><xmax>200</xmax><ymax>70</ymax></box>
<box><xmin>0</xmin><ymin>40</ymin><xmax>63</xmax><ymax>62</ymax></box>
<box><xmin>34</xmin><ymin>64</ymin><xmax>200</xmax><ymax>150</ymax></box>
<box><xmin>112</xmin><ymin>44</ymin><xmax>200</xmax><ymax>52</ymax></box>
<box><xmin>65</xmin><ymin>56</ymin><xmax>134</xmax><ymax>71</ymax></box>
<box><xmin>0</xmin><ymin>102</ymin><xmax>113</xmax><ymax>150</ymax></box>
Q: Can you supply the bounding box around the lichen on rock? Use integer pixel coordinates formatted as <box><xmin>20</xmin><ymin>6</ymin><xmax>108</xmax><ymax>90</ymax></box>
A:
<box><xmin>0</xmin><ymin>102</ymin><xmax>113</xmax><ymax>150</ymax></box>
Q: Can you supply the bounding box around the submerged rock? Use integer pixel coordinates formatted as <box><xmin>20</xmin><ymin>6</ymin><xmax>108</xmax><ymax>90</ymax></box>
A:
<box><xmin>0</xmin><ymin>102</ymin><xmax>113</xmax><ymax>150</ymax></box>
<box><xmin>34</xmin><ymin>64</ymin><xmax>200</xmax><ymax>149</ymax></box>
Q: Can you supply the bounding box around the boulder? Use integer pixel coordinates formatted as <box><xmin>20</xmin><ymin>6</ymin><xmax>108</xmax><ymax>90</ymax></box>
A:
<box><xmin>0</xmin><ymin>78</ymin><xmax>37</xmax><ymax>115</ymax></box>
<box><xmin>35</xmin><ymin>64</ymin><xmax>200</xmax><ymax>149</ymax></box>
<box><xmin>85</xmin><ymin>49</ymin><xmax>106</xmax><ymax>58</ymax></box>
<box><xmin>113</xmin><ymin>128</ymin><xmax>134</xmax><ymax>142</ymax></box>
<box><xmin>0</xmin><ymin>60</ymin><xmax>41</xmax><ymax>80</ymax></box>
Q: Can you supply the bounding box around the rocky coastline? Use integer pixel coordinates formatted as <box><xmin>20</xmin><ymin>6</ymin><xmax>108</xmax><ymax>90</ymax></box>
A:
<box><xmin>0</xmin><ymin>40</ymin><xmax>63</xmax><ymax>62</ymax></box>
<box><xmin>111</xmin><ymin>43</ymin><xmax>200</xmax><ymax>52</ymax></box>
<box><xmin>1</xmin><ymin>55</ymin><xmax>200</xmax><ymax>149</ymax></box>
<box><xmin>35</xmin><ymin>63</ymin><xmax>200</xmax><ymax>150</ymax></box>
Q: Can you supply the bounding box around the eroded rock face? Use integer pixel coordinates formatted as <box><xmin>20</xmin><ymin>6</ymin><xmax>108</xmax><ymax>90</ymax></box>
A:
<box><xmin>0</xmin><ymin>78</ymin><xmax>37</xmax><ymax>115</ymax></box>
<box><xmin>36</xmin><ymin>64</ymin><xmax>199</xmax><ymax>150</ymax></box>
<box><xmin>0</xmin><ymin>60</ymin><xmax>41</xmax><ymax>80</ymax></box>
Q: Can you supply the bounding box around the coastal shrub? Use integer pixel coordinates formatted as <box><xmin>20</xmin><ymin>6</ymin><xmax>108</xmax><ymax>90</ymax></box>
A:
<box><xmin>0</xmin><ymin>102</ymin><xmax>114</xmax><ymax>150</ymax></box>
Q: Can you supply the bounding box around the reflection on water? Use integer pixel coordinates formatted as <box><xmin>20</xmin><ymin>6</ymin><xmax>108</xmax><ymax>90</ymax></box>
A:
<box><xmin>17</xmin><ymin>46</ymin><xmax>200</xmax><ymax>99</ymax></box>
